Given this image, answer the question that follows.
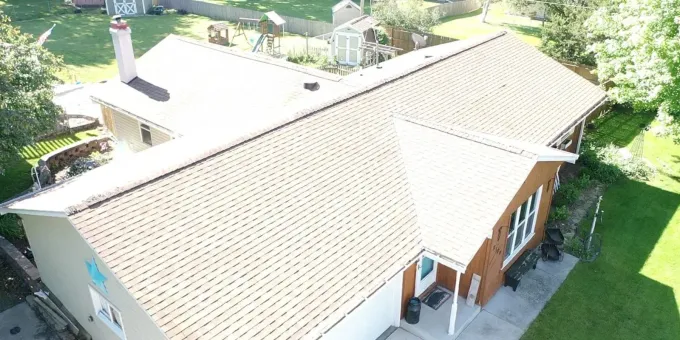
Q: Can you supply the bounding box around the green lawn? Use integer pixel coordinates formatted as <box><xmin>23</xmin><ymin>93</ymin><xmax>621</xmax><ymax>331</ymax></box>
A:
<box><xmin>433</xmin><ymin>4</ymin><xmax>543</xmax><ymax>46</ymax></box>
<box><xmin>0</xmin><ymin>0</ymin><xmax>71</xmax><ymax>21</ymax></box>
<box><xmin>0</xmin><ymin>130</ymin><xmax>99</xmax><ymax>202</ymax></box>
<box><xmin>523</xmin><ymin>111</ymin><xmax>680</xmax><ymax>339</ymax></box>
<box><xmin>14</xmin><ymin>10</ymin><xmax>218</xmax><ymax>83</ymax></box>
<box><xmin>202</xmin><ymin>0</ymin><xmax>373</xmax><ymax>22</ymax></box>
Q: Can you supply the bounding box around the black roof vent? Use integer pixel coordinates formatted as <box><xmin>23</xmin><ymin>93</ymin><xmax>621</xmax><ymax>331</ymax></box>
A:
<box><xmin>303</xmin><ymin>82</ymin><xmax>320</xmax><ymax>91</ymax></box>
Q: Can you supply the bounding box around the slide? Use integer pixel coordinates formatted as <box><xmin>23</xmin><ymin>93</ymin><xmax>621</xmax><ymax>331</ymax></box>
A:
<box><xmin>251</xmin><ymin>34</ymin><xmax>266</xmax><ymax>53</ymax></box>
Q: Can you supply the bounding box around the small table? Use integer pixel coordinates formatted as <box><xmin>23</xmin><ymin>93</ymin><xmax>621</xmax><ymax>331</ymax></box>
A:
<box><xmin>504</xmin><ymin>249</ymin><xmax>540</xmax><ymax>291</ymax></box>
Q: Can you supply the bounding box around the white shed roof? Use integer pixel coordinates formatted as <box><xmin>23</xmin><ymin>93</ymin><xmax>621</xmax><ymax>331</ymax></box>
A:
<box><xmin>332</xmin><ymin>0</ymin><xmax>360</xmax><ymax>12</ymax></box>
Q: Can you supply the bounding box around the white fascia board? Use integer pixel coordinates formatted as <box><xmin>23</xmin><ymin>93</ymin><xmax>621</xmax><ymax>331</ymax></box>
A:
<box><xmin>0</xmin><ymin>208</ymin><xmax>67</xmax><ymax>218</ymax></box>
<box><xmin>422</xmin><ymin>249</ymin><xmax>467</xmax><ymax>274</ymax></box>
<box><xmin>537</xmin><ymin>153</ymin><xmax>579</xmax><ymax>164</ymax></box>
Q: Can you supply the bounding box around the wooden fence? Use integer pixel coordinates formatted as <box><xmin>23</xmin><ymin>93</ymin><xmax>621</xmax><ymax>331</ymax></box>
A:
<box><xmin>158</xmin><ymin>0</ymin><xmax>336</xmax><ymax>36</ymax></box>
<box><xmin>383</xmin><ymin>26</ymin><xmax>457</xmax><ymax>54</ymax></box>
<box><xmin>559</xmin><ymin>60</ymin><xmax>599</xmax><ymax>84</ymax></box>
<box><xmin>318</xmin><ymin>64</ymin><xmax>361</xmax><ymax>76</ymax></box>
<box><xmin>430</xmin><ymin>0</ymin><xmax>480</xmax><ymax>17</ymax></box>
<box><xmin>74</xmin><ymin>0</ymin><xmax>105</xmax><ymax>6</ymax></box>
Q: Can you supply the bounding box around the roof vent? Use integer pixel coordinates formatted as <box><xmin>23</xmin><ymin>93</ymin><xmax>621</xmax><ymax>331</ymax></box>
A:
<box><xmin>304</xmin><ymin>81</ymin><xmax>320</xmax><ymax>91</ymax></box>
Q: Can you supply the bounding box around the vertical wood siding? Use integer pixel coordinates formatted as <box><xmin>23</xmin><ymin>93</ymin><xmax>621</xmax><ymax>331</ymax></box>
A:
<box><xmin>478</xmin><ymin>161</ymin><xmax>561</xmax><ymax>305</ymax></box>
<box><xmin>401</xmin><ymin>262</ymin><xmax>416</xmax><ymax>318</ymax></box>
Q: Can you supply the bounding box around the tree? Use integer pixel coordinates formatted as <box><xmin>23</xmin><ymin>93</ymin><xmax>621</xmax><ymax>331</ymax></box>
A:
<box><xmin>540</xmin><ymin>2</ymin><xmax>598</xmax><ymax>66</ymax></box>
<box><xmin>586</xmin><ymin>0</ymin><xmax>680</xmax><ymax>118</ymax></box>
<box><xmin>0</xmin><ymin>13</ymin><xmax>63</xmax><ymax>174</ymax></box>
<box><xmin>373</xmin><ymin>0</ymin><xmax>442</xmax><ymax>32</ymax></box>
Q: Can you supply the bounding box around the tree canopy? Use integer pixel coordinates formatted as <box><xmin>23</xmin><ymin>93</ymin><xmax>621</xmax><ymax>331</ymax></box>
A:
<box><xmin>0</xmin><ymin>13</ymin><xmax>63</xmax><ymax>174</ymax></box>
<box><xmin>540</xmin><ymin>1</ymin><xmax>598</xmax><ymax>66</ymax></box>
<box><xmin>373</xmin><ymin>0</ymin><xmax>441</xmax><ymax>32</ymax></box>
<box><xmin>587</xmin><ymin>0</ymin><xmax>680</xmax><ymax>119</ymax></box>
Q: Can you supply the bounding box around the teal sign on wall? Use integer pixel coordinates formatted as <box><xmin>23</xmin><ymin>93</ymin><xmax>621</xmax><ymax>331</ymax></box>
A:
<box><xmin>86</xmin><ymin>257</ymin><xmax>108</xmax><ymax>293</ymax></box>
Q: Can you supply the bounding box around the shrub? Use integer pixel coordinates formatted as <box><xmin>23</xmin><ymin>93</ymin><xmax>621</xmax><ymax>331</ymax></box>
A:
<box><xmin>373</xmin><ymin>0</ymin><xmax>442</xmax><ymax>32</ymax></box>
<box><xmin>66</xmin><ymin>152</ymin><xmax>110</xmax><ymax>179</ymax></box>
<box><xmin>579</xmin><ymin>143</ymin><xmax>655</xmax><ymax>182</ymax></box>
<box><xmin>549</xmin><ymin>205</ymin><xmax>569</xmax><ymax>222</ymax></box>
<box><xmin>0</xmin><ymin>214</ymin><xmax>24</xmax><ymax>241</ymax></box>
<box><xmin>286</xmin><ymin>51</ymin><xmax>328</xmax><ymax>67</ymax></box>
<box><xmin>574</xmin><ymin>173</ymin><xmax>591</xmax><ymax>189</ymax></box>
<box><xmin>553</xmin><ymin>182</ymin><xmax>580</xmax><ymax>206</ymax></box>
<box><xmin>374</xmin><ymin>27</ymin><xmax>390</xmax><ymax>45</ymax></box>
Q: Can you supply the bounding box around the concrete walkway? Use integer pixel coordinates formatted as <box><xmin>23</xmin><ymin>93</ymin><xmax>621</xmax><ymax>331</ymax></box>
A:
<box><xmin>457</xmin><ymin>254</ymin><xmax>579</xmax><ymax>340</ymax></box>
<box><xmin>0</xmin><ymin>302</ymin><xmax>57</xmax><ymax>340</ymax></box>
<box><xmin>393</xmin><ymin>254</ymin><xmax>579</xmax><ymax>340</ymax></box>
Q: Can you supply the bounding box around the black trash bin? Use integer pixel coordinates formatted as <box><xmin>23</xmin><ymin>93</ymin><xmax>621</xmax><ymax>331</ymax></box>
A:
<box><xmin>405</xmin><ymin>297</ymin><xmax>421</xmax><ymax>324</ymax></box>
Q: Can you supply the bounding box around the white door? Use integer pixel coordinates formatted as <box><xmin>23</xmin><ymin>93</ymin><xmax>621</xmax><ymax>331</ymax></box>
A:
<box><xmin>114</xmin><ymin>0</ymin><xmax>137</xmax><ymax>15</ymax></box>
<box><xmin>415</xmin><ymin>255</ymin><xmax>437</xmax><ymax>296</ymax></box>
<box><xmin>336</xmin><ymin>33</ymin><xmax>361</xmax><ymax>66</ymax></box>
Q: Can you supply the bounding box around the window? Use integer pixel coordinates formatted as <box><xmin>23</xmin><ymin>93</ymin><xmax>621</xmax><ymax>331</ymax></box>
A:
<box><xmin>420</xmin><ymin>257</ymin><xmax>434</xmax><ymax>279</ymax></box>
<box><xmin>89</xmin><ymin>286</ymin><xmax>125</xmax><ymax>339</ymax></box>
<box><xmin>504</xmin><ymin>186</ymin><xmax>542</xmax><ymax>266</ymax></box>
<box><xmin>140</xmin><ymin>123</ymin><xmax>152</xmax><ymax>146</ymax></box>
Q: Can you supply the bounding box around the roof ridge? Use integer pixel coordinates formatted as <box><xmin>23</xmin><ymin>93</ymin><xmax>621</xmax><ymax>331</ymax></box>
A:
<box><xmin>1</xmin><ymin>33</ymin><xmax>513</xmax><ymax>215</ymax></box>
<box><xmin>166</xmin><ymin>35</ymin><xmax>343</xmax><ymax>82</ymax></box>
<box><xmin>392</xmin><ymin>114</ymin><xmax>539</xmax><ymax>159</ymax></box>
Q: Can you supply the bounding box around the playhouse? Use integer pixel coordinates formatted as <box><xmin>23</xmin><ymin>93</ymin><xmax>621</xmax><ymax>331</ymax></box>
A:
<box><xmin>252</xmin><ymin>11</ymin><xmax>286</xmax><ymax>56</ymax></box>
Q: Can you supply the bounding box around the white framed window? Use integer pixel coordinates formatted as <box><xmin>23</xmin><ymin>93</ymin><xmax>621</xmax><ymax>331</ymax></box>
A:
<box><xmin>139</xmin><ymin>123</ymin><xmax>152</xmax><ymax>146</ymax></box>
<box><xmin>89</xmin><ymin>286</ymin><xmax>126</xmax><ymax>339</ymax></box>
<box><xmin>503</xmin><ymin>186</ymin><xmax>542</xmax><ymax>267</ymax></box>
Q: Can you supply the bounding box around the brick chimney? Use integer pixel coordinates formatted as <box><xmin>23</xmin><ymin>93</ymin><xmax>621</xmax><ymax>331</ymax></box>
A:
<box><xmin>109</xmin><ymin>15</ymin><xmax>137</xmax><ymax>83</ymax></box>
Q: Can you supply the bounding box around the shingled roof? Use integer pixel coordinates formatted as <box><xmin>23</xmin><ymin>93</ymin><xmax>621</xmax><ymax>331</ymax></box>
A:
<box><xmin>2</xmin><ymin>32</ymin><xmax>603</xmax><ymax>339</ymax></box>
<box><xmin>90</xmin><ymin>35</ymin><xmax>354</xmax><ymax>137</ymax></box>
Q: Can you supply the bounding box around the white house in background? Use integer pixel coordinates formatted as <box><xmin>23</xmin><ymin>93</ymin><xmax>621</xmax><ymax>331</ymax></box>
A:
<box><xmin>332</xmin><ymin>0</ymin><xmax>361</xmax><ymax>25</ymax></box>
<box><xmin>329</xmin><ymin>15</ymin><xmax>378</xmax><ymax>66</ymax></box>
<box><xmin>105</xmin><ymin>0</ymin><xmax>152</xmax><ymax>15</ymax></box>
<box><xmin>93</xmin><ymin>19</ymin><xmax>355</xmax><ymax>153</ymax></box>
<box><xmin>0</xmin><ymin>27</ymin><xmax>606</xmax><ymax>340</ymax></box>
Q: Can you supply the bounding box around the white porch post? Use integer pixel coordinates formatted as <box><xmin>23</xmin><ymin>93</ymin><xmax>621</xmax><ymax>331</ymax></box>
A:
<box><xmin>447</xmin><ymin>271</ymin><xmax>461</xmax><ymax>335</ymax></box>
<box><xmin>576</xmin><ymin>119</ymin><xmax>586</xmax><ymax>154</ymax></box>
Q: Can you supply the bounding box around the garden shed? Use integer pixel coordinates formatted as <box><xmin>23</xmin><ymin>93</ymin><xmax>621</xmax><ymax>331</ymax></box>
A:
<box><xmin>332</xmin><ymin>0</ymin><xmax>361</xmax><ymax>25</ymax></box>
<box><xmin>105</xmin><ymin>0</ymin><xmax>152</xmax><ymax>15</ymax></box>
<box><xmin>329</xmin><ymin>15</ymin><xmax>377</xmax><ymax>66</ymax></box>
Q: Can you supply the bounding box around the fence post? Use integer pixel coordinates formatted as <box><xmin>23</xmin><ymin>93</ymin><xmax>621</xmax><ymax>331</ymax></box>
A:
<box><xmin>305</xmin><ymin>32</ymin><xmax>309</xmax><ymax>55</ymax></box>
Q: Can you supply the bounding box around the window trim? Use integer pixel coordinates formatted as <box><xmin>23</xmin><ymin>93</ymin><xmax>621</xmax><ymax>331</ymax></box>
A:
<box><xmin>139</xmin><ymin>122</ymin><xmax>152</xmax><ymax>146</ymax></box>
<box><xmin>89</xmin><ymin>285</ymin><xmax>126</xmax><ymax>339</ymax></box>
<box><xmin>502</xmin><ymin>186</ymin><xmax>543</xmax><ymax>269</ymax></box>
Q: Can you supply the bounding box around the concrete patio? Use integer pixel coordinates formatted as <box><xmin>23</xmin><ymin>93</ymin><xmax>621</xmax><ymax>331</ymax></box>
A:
<box><xmin>0</xmin><ymin>302</ymin><xmax>57</xmax><ymax>340</ymax></box>
<box><xmin>391</xmin><ymin>254</ymin><xmax>579</xmax><ymax>340</ymax></box>
<box><xmin>400</xmin><ymin>293</ymin><xmax>480</xmax><ymax>340</ymax></box>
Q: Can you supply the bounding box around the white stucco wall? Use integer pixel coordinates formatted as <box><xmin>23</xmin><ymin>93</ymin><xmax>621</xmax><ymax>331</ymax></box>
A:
<box><xmin>21</xmin><ymin>215</ymin><xmax>166</xmax><ymax>340</ymax></box>
<box><xmin>322</xmin><ymin>275</ymin><xmax>402</xmax><ymax>340</ymax></box>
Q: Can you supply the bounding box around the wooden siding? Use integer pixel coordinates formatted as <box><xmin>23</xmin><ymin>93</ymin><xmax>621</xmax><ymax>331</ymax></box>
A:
<box><xmin>106</xmin><ymin>107</ymin><xmax>173</xmax><ymax>152</ymax></box>
<box><xmin>566</xmin><ymin>122</ymin><xmax>582</xmax><ymax>153</ymax></box>
<box><xmin>401</xmin><ymin>262</ymin><xmax>416</xmax><ymax>318</ymax></box>
<box><xmin>478</xmin><ymin>161</ymin><xmax>562</xmax><ymax>305</ymax></box>
<box><xmin>436</xmin><ymin>239</ymin><xmax>488</xmax><ymax>304</ymax></box>
<box><xmin>100</xmin><ymin>105</ymin><xmax>116</xmax><ymax>135</ymax></box>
